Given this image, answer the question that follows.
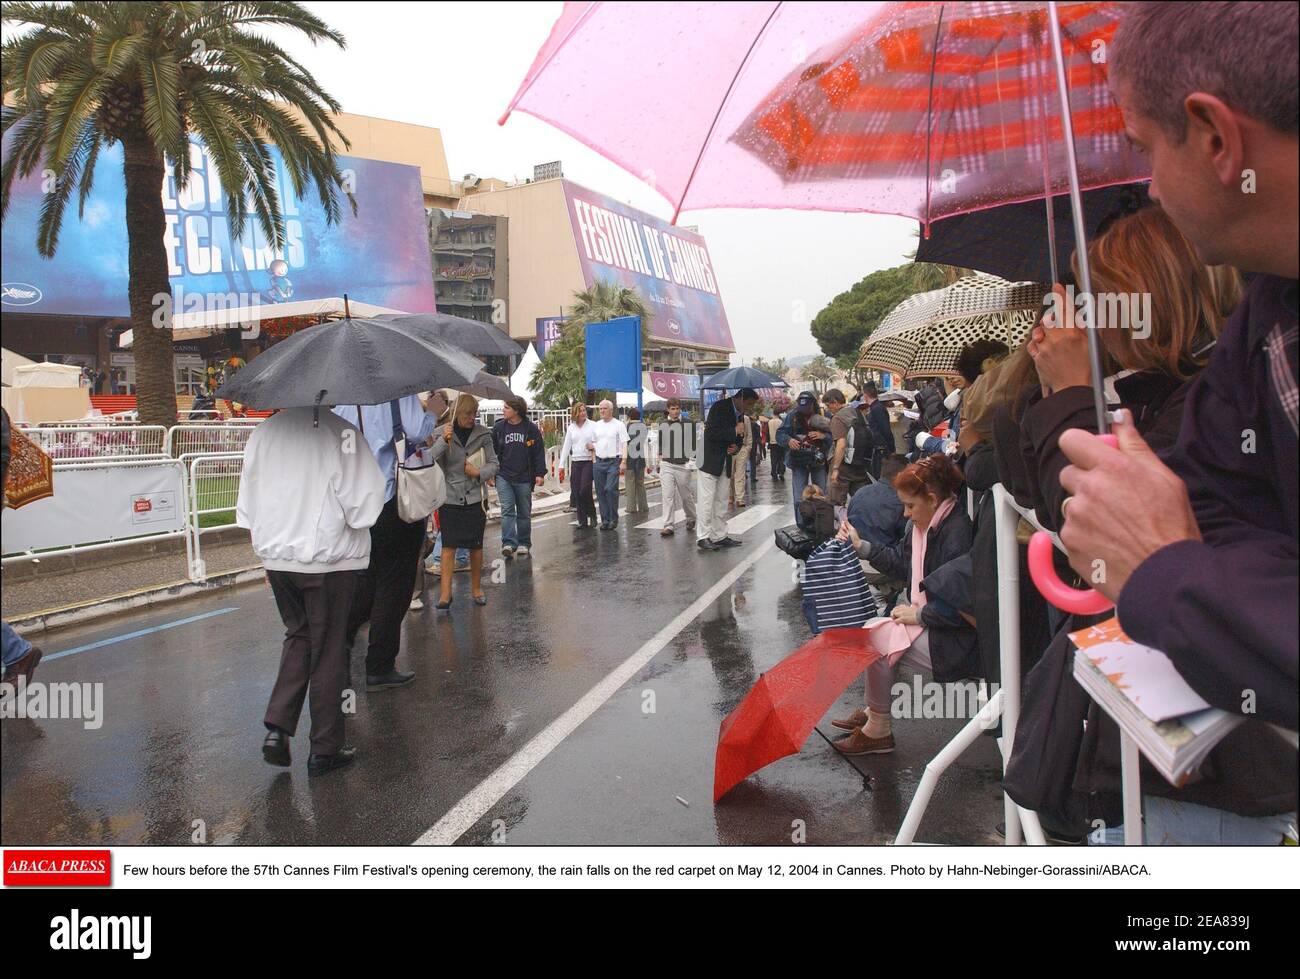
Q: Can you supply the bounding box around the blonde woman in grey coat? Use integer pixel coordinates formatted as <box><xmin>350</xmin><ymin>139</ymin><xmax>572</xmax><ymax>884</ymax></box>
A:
<box><xmin>430</xmin><ymin>393</ymin><xmax>499</xmax><ymax>609</ymax></box>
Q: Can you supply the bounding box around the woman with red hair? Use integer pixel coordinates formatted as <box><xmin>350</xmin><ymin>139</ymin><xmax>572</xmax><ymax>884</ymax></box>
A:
<box><xmin>832</xmin><ymin>453</ymin><xmax>978</xmax><ymax>755</ymax></box>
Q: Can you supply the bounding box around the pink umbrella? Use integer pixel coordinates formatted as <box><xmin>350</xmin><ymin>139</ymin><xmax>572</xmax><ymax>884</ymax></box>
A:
<box><xmin>501</xmin><ymin>1</ymin><xmax>1145</xmax><ymax>228</ymax></box>
<box><xmin>504</xmin><ymin>0</ymin><xmax>1129</xmax><ymax>612</ymax></box>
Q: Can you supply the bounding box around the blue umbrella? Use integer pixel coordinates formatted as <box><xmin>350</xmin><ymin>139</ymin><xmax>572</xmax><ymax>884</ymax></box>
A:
<box><xmin>699</xmin><ymin>365</ymin><xmax>788</xmax><ymax>390</ymax></box>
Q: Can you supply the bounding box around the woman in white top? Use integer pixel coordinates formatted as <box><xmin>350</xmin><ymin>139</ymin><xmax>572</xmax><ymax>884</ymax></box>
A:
<box><xmin>558</xmin><ymin>402</ymin><xmax>598</xmax><ymax>528</ymax></box>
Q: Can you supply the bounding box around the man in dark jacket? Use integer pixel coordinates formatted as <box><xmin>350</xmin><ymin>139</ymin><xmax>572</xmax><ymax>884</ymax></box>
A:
<box><xmin>697</xmin><ymin>388</ymin><xmax>756</xmax><ymax>550</ymax></box>
<box><xmin>860</xmin><ymin>382</ymin><xmax>894</xmax><ymax>478</ymax></box>
<box><xmin>776</xmin><ymin>391</ymin><xmax>830</xmax><ymax>528</ymax></box>
<box><xmin>1058</xmin><ymin>2</ymin><xmax>1298</xmax><ymax>733</ymax></box>
<box><xmin>1050</xmin><ymin>2</ymin><xmax>1297</xmax><ymax>842</ymax></box>
<box><xmin>492</xmin><ymin>395</ymin><xmax>547</xmax><ymax>558</ymax></box>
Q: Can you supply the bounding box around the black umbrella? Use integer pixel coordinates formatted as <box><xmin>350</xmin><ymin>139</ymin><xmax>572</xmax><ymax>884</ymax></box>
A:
<box><xmin>215</xmin><ymin>316</ymin><xmax>490</xmax><ymax>409</ymax></box>
<box><xmin>373</xmin><ymin>312</ymin><xmax>522</xmax><ymax>359</ymax></box>
<box><xmin>699</xmin><ymin>365</ymin><xmax>788</xmax><ymax>390</ymax></box>
<box><xmin>915</xmin><ymin>182</ymin><xmax>1150</xmax><ymax>285</ymax></box>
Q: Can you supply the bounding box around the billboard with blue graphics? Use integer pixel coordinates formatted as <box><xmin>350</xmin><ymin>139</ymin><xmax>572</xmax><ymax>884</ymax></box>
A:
<box><xmin>562</xmin><ymin>181</ymin><xmax>734</xmax><ymax>353</ymax></box>
<box><xmin>1</xmin><ymin>138</ymin><xmax>435</xmax><ymax>317</ymax></box>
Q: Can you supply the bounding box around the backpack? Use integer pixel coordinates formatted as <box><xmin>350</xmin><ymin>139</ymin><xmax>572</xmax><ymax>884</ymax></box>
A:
<box><xmin>842</xmin><ymin>408</ymin><xmax>873</xmax><ymax>471</ymax></box>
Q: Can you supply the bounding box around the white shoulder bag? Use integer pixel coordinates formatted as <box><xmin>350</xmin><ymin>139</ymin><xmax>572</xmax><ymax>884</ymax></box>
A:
<box><xmin>385</xmin><ymin>400</ymin><xmax>445</xmax><ymax>522</ymax></box>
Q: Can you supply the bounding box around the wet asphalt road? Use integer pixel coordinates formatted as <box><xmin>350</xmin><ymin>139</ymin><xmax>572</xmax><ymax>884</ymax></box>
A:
<box><xmin>1</xmin><ymin>474</ymin><xmax>1005</xmax><ymax>846</ymax></box>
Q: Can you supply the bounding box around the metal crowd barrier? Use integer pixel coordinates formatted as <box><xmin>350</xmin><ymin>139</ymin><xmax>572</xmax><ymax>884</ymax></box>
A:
<box><xmin>894</xmin><ymin>484</ymin><xmax>1048</xmax><ymax>846</ymax></box>
<box><xmin>1</xmin><ymin>457</ymin><xmax>191</xmax><ymax>568</ymax></box>
<box><xmin>166</xmin><ymin>424</ymin><xmax>258</xmax><ymax>458</ymax></box>
<box><xmin>186</xmin><ymin>453</ymin><xmax>244</xmax><ymax>580</ymax></box>
<box><xmin>19</xmin><ymin>424</ymin><xmax>168</xmax><ymax>462</ymax></box>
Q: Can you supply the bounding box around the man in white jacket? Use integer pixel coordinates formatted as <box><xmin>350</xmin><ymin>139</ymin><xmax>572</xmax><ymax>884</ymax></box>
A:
<box><xmin>237</xmin><ymin>407</ymin><xmax>385</xmax><ymax>777</ymax></box>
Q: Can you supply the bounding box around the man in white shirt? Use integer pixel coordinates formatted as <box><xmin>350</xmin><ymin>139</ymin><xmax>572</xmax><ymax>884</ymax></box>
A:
<box><xmin>333</xmin><ymin>395</ymin><xmax>436</xmax><ymax>690</ymax></box>
<box><xmin>590</xmin><ymin>399</ymin><xmax>629</xmax><ymax>530</ymax></box>
<box><xmin>237</xmin><ymin>407</ymin><xmax>385</xmax><ymax>776</ymax></box>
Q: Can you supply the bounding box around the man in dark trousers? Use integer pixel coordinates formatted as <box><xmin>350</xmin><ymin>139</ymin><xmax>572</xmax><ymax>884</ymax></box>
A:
<box><xmin>334</xmin><ymin>396</ymin><xmax>437</xmax><ymax>691</ymax></box>
<box><xmin>698</xmin><ymin>387</ymin><xmax>757</xmax><ymax>550</ymax></box>
<box><xmin>861</xmin><ymin>382</ymin><xmax>895</xmax><ymax>479</ymax></box>
<box><xmin>238</xmin><ymin>406</ymin><xmax>385</xmax><ymax>776</ymax></box>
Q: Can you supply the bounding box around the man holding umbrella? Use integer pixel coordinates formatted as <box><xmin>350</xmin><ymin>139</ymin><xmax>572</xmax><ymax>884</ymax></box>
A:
<box><xmin>335</xmin><ymin>395</ymin><xmax>438</xmax><ymax>690</ymax></box>
<box><xmin>238</xmin><ymin>406</ymin><xmax>386</xmax><ymax>776</ymax></box>
<box><xmin>698</xmin><ymin>388</ymin><xmax>758</xmax><ymax>550</ymax></box>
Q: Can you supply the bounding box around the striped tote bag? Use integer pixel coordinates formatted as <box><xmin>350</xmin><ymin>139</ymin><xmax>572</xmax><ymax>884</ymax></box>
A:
<box><xmin>801</xmin><ymin>539</ymin><xmax>878</xmax><ymax>634</ymax></box>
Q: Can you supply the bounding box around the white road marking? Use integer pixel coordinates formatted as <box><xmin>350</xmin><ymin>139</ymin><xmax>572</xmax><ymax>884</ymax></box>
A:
<box><xmin>716</xmin><ymin>503</ymin><xmax>783</xmax><ymax>537</ymax></box>
<box><xmin>637</xmin><ymin>509</ymin><xmax>685</xmax><ymax>530</ymax></box>
<box><xmin>414</xmin><ymin>536</ymin><xmax>777</xmax><ymax>845</ymax></box>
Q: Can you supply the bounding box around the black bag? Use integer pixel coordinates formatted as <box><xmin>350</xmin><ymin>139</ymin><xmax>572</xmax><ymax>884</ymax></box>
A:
<box><xmin>788</xmin><ymin>444</ymin><xmax>828</xmax><ymax>469</ymax></box>
<box><xmin>842</xmin><ymin>409</ymin><xmax>874</xmax><ymax>470</ymax></box>
<box><xmin>774</xmin><ymin>523</ymin><xmax>818</xmax><ymax>560</ymax></box>
<box><xmin>1003</xmin><ymin>625</ymin><xmax>1092</xmax><ymax>817</ymax></box>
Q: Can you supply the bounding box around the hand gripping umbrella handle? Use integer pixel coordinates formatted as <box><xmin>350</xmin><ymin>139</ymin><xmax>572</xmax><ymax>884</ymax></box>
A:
<box><xmin>1028</xmin><ymin>433</ymin><xmax>1118</xmax><ymax>615</ymax></box>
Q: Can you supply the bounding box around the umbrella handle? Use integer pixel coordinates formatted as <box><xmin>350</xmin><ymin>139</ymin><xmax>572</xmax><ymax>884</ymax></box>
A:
<box><xmin>1028</xmin><ymin>433</ymin><xmax>1117</xmax><ymax>614</ymax></box>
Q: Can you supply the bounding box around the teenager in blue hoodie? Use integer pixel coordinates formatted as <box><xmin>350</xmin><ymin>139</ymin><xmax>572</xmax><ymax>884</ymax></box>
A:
<box><xmin>492</xmin><ymin>394</ymin><xmax>548</xmax><ymax>557</ymax></box>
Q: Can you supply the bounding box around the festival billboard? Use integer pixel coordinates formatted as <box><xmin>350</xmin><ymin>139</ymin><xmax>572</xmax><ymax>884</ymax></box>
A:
<box><xmin>649</xmin><ymin>371</ymin><xmax>701</xmax><ymax>401</ymax></box>
<box><xmin>562</xmin><ymin>181</ymin><xmax>734</xmax><ymax>352</ymax></box>
<box><xmin>1</xmin><ymin>138</ymin><xmax>435</xmax><ymax>317</ymax></box>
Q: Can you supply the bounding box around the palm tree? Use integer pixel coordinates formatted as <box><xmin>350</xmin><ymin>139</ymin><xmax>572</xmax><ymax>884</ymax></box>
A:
<box><xmin>905</xmin><ymin>230</ymin><xmax>974</xmax><ymax>292</ymax></box>
<box><xmin>530</xmin><ymin>279</ymin><xmax>651</xmax><ymax>407</ymax></box>
<box><xmin>1</xmin><ymin>2</ymin><xmax>355</xmax><ymax>427</ymax></box>
<box><xmin>801</xmin><ymin>353</ymin><xmax>839</xmax><ymax>395</ymax></box>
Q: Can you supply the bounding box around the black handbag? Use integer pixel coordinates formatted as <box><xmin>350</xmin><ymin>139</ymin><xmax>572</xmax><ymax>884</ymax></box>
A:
<box><xmin>774</xmin><ymin>523</ymin><xmax>818</xmax><ymax>560</ymax></box>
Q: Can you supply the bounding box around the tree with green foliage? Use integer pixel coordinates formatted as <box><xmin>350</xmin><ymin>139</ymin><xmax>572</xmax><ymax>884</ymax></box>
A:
<box><xmin>811</xmin><ymin>258</ymin><xmax>975</xmax><ymax>365</ymax></box>
<box><xmin>529</xmin><ymin>279</ymin><xmax>650</xmax><ymax>407</ymax></box>
<box><xmin>809</xmin><ymin>264</ymin><xmax>917</xmax><ymax>360</ymax></box>
<box><xmin>1</xmin><ymin>2</ymin><xmax>355</xmax><ymax>428</ymax></box>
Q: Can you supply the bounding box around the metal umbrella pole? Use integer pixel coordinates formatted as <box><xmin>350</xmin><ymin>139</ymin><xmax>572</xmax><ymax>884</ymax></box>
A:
<box><xmin>1047</xmin><ymin>0</ymin><xmax>1110</xmax><ymax>434</ymax></box>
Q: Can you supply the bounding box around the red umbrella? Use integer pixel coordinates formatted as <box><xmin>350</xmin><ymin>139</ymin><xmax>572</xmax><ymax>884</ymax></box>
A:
<box><xmin>714</xmin><ymin>628</ymin><xmax>881</xmax><ymax>801</ymax></box>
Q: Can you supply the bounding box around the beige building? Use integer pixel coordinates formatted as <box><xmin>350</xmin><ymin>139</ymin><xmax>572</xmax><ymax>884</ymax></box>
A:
<box><xmin>457</xmin><ymin>169</ymin><xmax>735</xmax><ymax>378</ymax></box>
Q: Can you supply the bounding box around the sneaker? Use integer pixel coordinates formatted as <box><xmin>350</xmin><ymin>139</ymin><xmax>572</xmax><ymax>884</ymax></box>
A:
<box><xmin>409</xmin><ymin>596</ymin><xmax>424</xmax><ymax>611</ymax></box>
<box><xmin>832</xmin><ymin>729</ymin><xmax>895</xmax><ymax>755</ymax></box>
<box><xmin>516</xmin><ymin>546</ymin><xmax>530</xmax><ymax>557</ymax></box>
<box><xmin>660</xmin><ymin>527</ymin><xmax>675</xmax><ymax>537</ymax></box>
<box><xmin>717</xmin><ymin>536</ymin><xmax>744</xmax><ymax>547</ymax></box>
<box><xmin>455</xmin><ymin>561</ymin><xmax>470</xmax><ymax>573</ymax></box>
<box><xmin>502</xmin><ymin>546</ymin><xmax>515</xmax><ymax>560</ymax></box>
<box><xmin>686</xmin><ymin>521</ymin><xmax>696</xmax><ymax>532</ymax></box>
<box><xmin>697</xmin><ymin>538</ymin><xmax>721</xmax><ymax>551</ymax></box>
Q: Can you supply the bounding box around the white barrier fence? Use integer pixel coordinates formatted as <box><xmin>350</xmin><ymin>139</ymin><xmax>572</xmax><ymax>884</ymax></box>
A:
<box><xmin>1</xmin><ymin>457</ymin><xmax>191</xmax><ymax>568</ymax></box>
<box><xmin>20</xmin><ymin>424</ymin><xmax>169</xmax><ymax>462</ymax></box>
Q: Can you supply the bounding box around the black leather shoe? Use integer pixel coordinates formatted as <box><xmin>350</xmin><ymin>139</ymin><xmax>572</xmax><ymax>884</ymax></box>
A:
<box><xmin>697</xmin><ymin>538</ymin><xmax>721</xmax><ymax>551</ymax></box>
<box><xmin>718</xmin><ymin>536</ymin><xmax>744</xmax><ymax>547</ymax></box>
<box><xmin>366</xmin><ymin>670</ymin><xmax>415</xmax><ymax>691</ymax></box>
<box><xmin>262</xmin><ymin>729</ymin><xmax>291</xmax><ymax>767</ymax></box>
<box><xmin>308</xmin><ymin>746</ymin><xmax>356</xmax><ymax>777</ymax></box>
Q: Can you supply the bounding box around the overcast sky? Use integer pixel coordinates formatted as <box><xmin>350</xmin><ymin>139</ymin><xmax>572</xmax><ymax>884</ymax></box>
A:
<box><xmin>286</xmin><ymin>1</ymin><xmax>917</xmax><ymax>361</ymax></box>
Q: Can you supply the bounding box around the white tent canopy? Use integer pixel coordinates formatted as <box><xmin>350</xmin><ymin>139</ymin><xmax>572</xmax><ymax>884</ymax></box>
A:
<box><xmin>511</xmin><ymin>343</ymin><xmax>542</xmax><ymax>397</ymax></box>
<box><xmin>1</xmin><ymin>347</ymin><xmax>36</xmax><ymax>386</ymax></box>
<box><xmin>117</xmin><ymin>296</ymin><xmax>406</xmax><ymax>348</ymax></box>
<box><xmin>11</xmin><ymin>362</ymin><xmax>82</xmax><ymax>388</ymax></box>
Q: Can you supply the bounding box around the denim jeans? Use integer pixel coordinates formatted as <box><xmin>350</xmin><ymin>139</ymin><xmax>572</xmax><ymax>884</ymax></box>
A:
<box><xmin>1089</xmin><ymin>796</ymin><xmax>1298</xmax><ymax>845</ymax></box>
<box><xmin>790</xmin><ymin>465</ymin><xmax>828</xmax><ymax>528</ymax></box>
<box><xmin>497</xmin><ymin>479</ymin><xmax>535</xmax><ymax>549</ymax></box>
<box><xmin>432</xmin><ymin>532</ymin><xmax>468</xmax><ymax>565</ymax></box>
<box><xmin>2</xmin><ymin>620</ymin><xmax>32</xmax><ymax>668</ymax></box>
<box><xmin>593</xmin><ymin>458</ymin><xmax>621</xmax><ymax>525</ymax></box>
